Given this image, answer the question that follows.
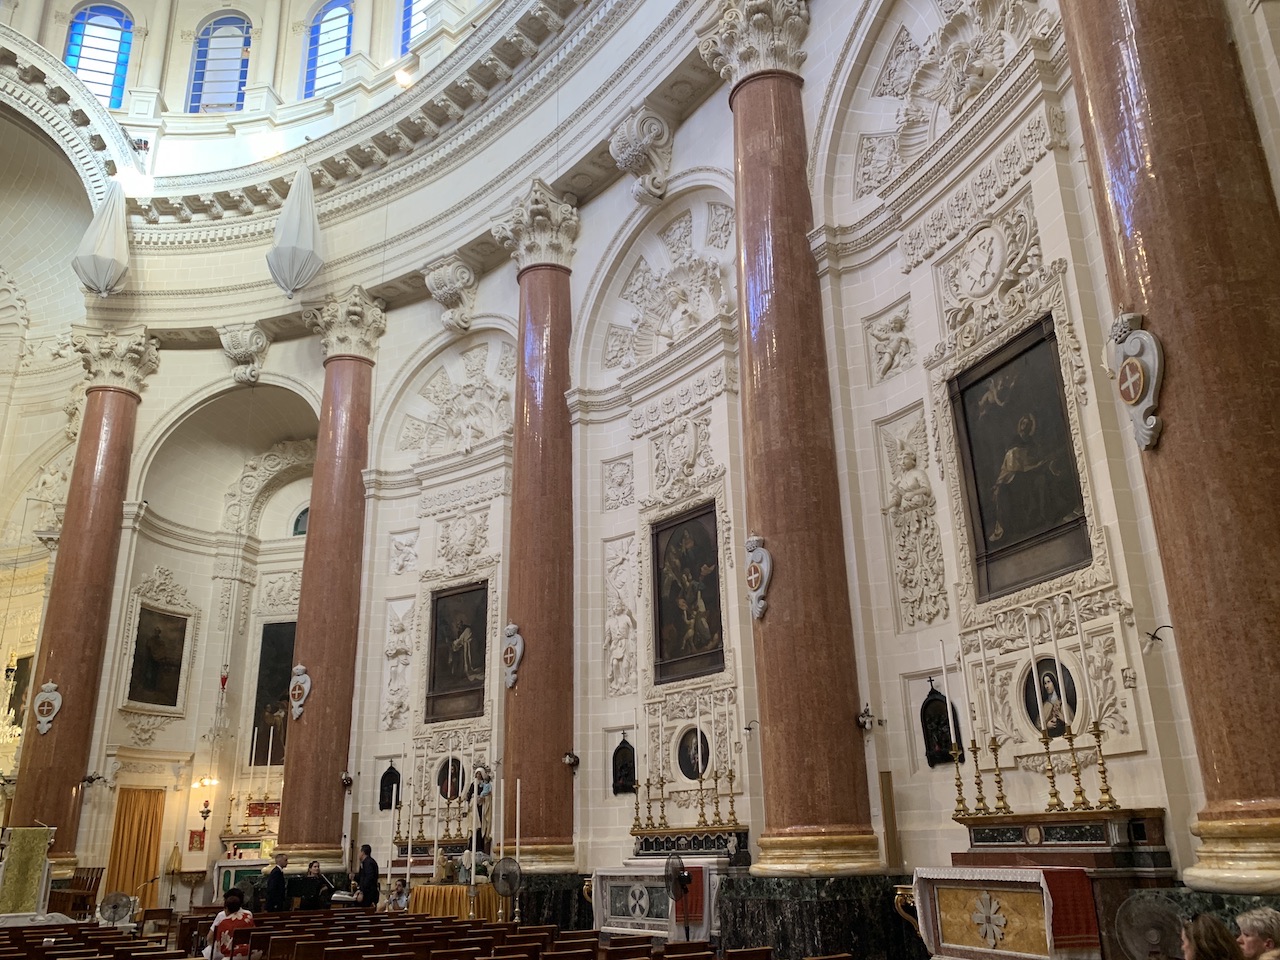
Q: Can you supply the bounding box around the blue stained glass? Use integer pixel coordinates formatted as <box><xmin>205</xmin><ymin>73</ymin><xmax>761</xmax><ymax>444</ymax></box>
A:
<box><xmin>63</xmin><ymin>4</ymin><xmax>133</xmax><ymax>108</ymax></box>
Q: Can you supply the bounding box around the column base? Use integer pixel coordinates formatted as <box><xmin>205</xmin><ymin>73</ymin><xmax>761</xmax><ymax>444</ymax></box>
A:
<box><xmin>752</xmin><ymin>831</ymin><xmax>883</xmax><ymax>877</ymax></box>
<box><xmin>1183</xmin><ymin>817</ymin><xmax>1280</xmax><ymax>893</ymax></box>
<box><xmin>517</xmin><ymin>842</ymin><xmax>576</xmax><ymax>874</ymax></box>
<box><xmin>273</xmin><ymin>843</ymin><xmax>347</xmax><ymax>872</ymax></box>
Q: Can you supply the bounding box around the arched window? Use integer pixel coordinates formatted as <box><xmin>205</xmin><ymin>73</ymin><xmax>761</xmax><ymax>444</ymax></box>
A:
<box><xmin>187</xmin><ymin>14</ymin><xmax>252</xmax><ymax>113</ymax></box>
<box><xmin>292</xmin><ymin>507</ymin><xmax>309</xmax><ymax>536</ymax></box>
<box><xmin>400</xmin><ymin>0</ymin><xmax>444</xmax><ymax>54</ymax></box>
<box><xmin>303</xmin><ymin>0</ymin><xmax>352</xmax><ymax>99</ymax></box>
<box><xmin>63</xmin><ymin>4</ymin><xmax>133</xmax><ymax>109</ymax></box>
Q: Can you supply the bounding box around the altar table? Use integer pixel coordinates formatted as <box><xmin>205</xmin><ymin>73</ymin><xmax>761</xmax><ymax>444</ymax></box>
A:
<box><xmin>408</xmin><ymin>883</ymin><xmax>502</xmax><ymax>921</ymax></box>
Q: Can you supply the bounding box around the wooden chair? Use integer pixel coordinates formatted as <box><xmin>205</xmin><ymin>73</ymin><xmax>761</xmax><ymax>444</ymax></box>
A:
<box><xmin>725</xmin><ymin>948</ymin><xmax>773</xmax><ymax>960</ymax></box>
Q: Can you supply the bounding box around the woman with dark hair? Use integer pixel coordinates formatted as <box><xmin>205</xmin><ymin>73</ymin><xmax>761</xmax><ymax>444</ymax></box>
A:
<box><xmin>1182</xmin><ymin>915</ymin><xmax>1246</xmax><ymax>960</ymax></box>
<box><xmin>208</xmin><ymin>888</ymin><xmax>254</xmax><ymax>959</ymax></box>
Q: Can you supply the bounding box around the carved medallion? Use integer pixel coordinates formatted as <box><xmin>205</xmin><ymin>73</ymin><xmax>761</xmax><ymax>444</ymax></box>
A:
<box><xmin>501</xmin><ymin>624</ymin><xmax>525</xmax><ymax>689</ymax></box>
<box><xmin>743</xmin><ymin>535</ymin><xmax>773</xmax><ymax>620</ymax></box>
<box><xmin>33</xmin><ymin>681</ymin><xmax>62</xmax><ymax>734</ymax></box>
<box><xmin>288</xmin><ymin>664</ymin><xmax>312</xmax><ymax>719</ymax></box>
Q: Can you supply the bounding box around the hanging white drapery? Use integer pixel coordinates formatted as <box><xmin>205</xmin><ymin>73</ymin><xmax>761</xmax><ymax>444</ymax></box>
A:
<box><xmin>266</xmin><ymin>161</ymin><xmax>325</xmax><ymax>299</ymax></box>
<box><xmin>71</xmin><ymin>180</ymin><xmax>130</xmax><ymax>297</ymax></box>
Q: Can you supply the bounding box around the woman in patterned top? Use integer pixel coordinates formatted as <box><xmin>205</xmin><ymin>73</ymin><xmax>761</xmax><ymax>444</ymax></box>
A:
<box><xmin>209</xmin><ymin>888</ymin><xmax>255</xmax><ymax>959</ymax></box>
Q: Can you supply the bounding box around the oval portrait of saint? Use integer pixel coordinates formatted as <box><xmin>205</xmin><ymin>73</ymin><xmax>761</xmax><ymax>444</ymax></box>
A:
<box><xmin>676</xmin><ymin>728</ymin><xmax>710</xmax><ymax>781</ymax></box>
<box><xmin>437</xmin><ymin>757</ymin><xmax>465</xmax><ymax>800</ymax></box>
<box><xmin>1022</xmin><ymin>657</ymin><xmax>1078</xmax><ymax>739</ymax></box>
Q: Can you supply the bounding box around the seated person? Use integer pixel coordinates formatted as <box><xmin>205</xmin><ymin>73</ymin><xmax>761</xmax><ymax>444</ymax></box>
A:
<box><xmin>383</xmin><ymin>878</ymin><xmax>408</xmax><ymax>913</ymax></box>
<box><xmin>298</xmin><ymin>860</ymin><xmax>334</xmax><ymax>911</ymax></box>
<box><xmin>1237</xmin><ymin>908</ymin><xmax>1280</xmax><ymax>960</ymax></box>
<box><xmin>208</xmin><ymin>889</ymin><xmax>254</xmax><ymax>959</ymax></box>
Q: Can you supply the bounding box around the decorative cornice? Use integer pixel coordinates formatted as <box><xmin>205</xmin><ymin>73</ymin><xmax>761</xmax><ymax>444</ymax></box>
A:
<box><xmin>422</xmin><ymin>255</ymin><xmax>479</xmax><ymax>333</ymax></box>
<box><xmin>697</xmin><ymin>0</ymin><xmax>809</xmax><ymax>86</ymax></box>
<box><xmin>609</xmin><ymin>105</ymin><xmax>674</xmax><ymax>205</ymax></box>
<box><xmin>302</xmin><ymin>285</ymin><xmax>387</xmax><ymax>361</ymax></box>
<box><xmin>70</xmin><ymin>324</ymin><xmax>160</xmax><ymax>396</ymax></box>
<box><xmin>491</xmin><ymin>178</ymin><xmax>580</xmax><ymax>271</ymax></box>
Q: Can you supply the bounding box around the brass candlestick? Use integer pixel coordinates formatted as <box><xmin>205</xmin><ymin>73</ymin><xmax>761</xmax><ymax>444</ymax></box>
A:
<box><xmin>968</xmin><ymin>738</ymin><xmax>990</xmax><ymax>815</ymax></box>
<box><xmin>393</xmin><ymin>802</ymin><xmax>405</xmax><ymax>844</ymax></box>
<box><xmin>225</xmin><ymin>795</ymin><xmax>236</xmax><ymax>834</ymax></box>
<box><xmin>1090</xmin><ymin>720</ymin><xmax>1120</xmax><ymax>810</ymax></box>
<box><xmin>695</xmin><ymin>774</ymin><xmax>709</xmax><ymax>827</ymax></box>
<box><xmin>950</xmin><ymin>744</ymin><xmax>970</xmax><ymax>818</ymax></box>
<box><xmin>1063</xmin><ymin>729</ymin><xmax>1093</xmax><ymax>811</ymax></box>
<box><xmin>726</xmin><ymin>768</ymin><xmax>739</xmax><ymax>826</ymax></box>
<box><xmin>710</xmin><ymin>769</ymin><xmax>724</xmax><ymax>826</ymax></box>
<box><xmin>415</xmin><ymin>788</ymin><xmax>428</xmax><ymax>841</ymax></box>
<box><xmin>988</xmin><ymin>737</ymin><xmax>1012</xmax><ymax>815</ymax></box>
<box><xmin>657</xmin><ymin>777</ymin><xmax>670</xmax><ymax>829</ymax></box>
<box><xmin>643</xmin><ymin>777</ymin><xmax>655</xmax><ymax>829</ymax></box>
<box><xmin>631</xmin><ymin>782</ymin><xmax>642</xmax><ymax>831</ymax></box>
<box><xmin>1039</xmin><ymin>729</ymin><xmax>1067</xmax><ymax>812</ymax></box>
<box><xmin>239</xmin><ymin>792</ymin><xmax>252</xmax><ymax>835</ymax></box>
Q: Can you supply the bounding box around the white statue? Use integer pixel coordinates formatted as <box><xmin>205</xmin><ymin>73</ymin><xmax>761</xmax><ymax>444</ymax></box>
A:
<box><xmin>604</xmin><ymin>600</ymin><xmax>638</xmax><ymax>697</ymax></box>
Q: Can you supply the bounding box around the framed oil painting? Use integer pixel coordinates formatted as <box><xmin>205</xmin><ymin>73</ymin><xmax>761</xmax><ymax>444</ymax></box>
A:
<box><xmin>652</xmin><ymin>504</ymin><xmax>724</xmax><ymax>684</ymax></box>
<box><xmin>425</xmin><ymin>582</ymin><xmax>487</xmax><ymax>721</ymax></box>
<box><xmin>676</xmin><ymin>728</ymin><xmax>710</xmax><ymax>781</ymax></box>
<box><xmin>1023</xmin><ymin>657</ymin><xmax>1078</xmax><ymax>739</ymax></box>
<box><xmin>948</xmin><ymin>316</ymin><xmax>1091</xmax><ymax>601</ymax></box>
<box><xmin>125</xmin><ymin>607</ymin><xmax>191</xmax><ymax>711</ymax></box>
<box><xmin>436</xmin><ymin>757</ymin><xmax>465</xmax><ymax>799</ymax></box>
<box><xmin>252</xmin><ymin>621</ymin><xmax>294</xmax><ymax>765</ymax></box>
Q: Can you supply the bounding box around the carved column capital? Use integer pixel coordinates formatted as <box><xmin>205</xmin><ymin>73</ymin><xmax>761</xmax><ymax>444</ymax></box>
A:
<box><xmin>698</xmin><ymin>0</ymin><xmax>810</xmax><ymax>87</ymax></box>
<box><xmin>609</xmin><ymin>106</ymin><xmax>674</xmax><ymax>206</ymax></box>
<box><xmin>422</xmin><ymin>255</ymin><xmax>478</xmax><ymax>333</ymax></box>
<box><xmin>70</xmin><ymin>323</ymin><xmax>160</xmax><ymax>397</ymax></box>
<box><xmin>491</xmin><ymin>179</ymin><xmax>579</xmax><ymax>271</ymax></box>
<box><xmin>302</xmin><ymin>285</ymin><xmax>386</xmax><ymax>362</ymax></box>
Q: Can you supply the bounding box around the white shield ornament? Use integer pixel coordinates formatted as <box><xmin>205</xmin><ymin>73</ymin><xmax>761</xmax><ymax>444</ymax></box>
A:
<box><xmin>1107</xmin><ymin>312</ymin><xmax>1165</xmax><ymax>449</ymax></box>
<box><xmin>289</xmin><ymin>664</ymin><xmax>312</xmax><ymax>719</ymax></box>
<box><xmin>744</xmin><ymin>535</ymin><xmax>773</xmax><ymax>620</ymax></box>
<box><xmin>33</xmin><ymin>681</ymin><xmax>63</xmax><ymax>734</ymax></box>
<box><xmin>501</xmin><ymin>624</ymin><xmax>525</xmax><ymax>689</ymax></box>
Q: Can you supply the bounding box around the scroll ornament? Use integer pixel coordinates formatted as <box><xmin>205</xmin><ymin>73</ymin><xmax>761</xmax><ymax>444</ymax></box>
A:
<box><xmin>501</xmin><ymin>624</ymin><xmax>525</xmax><ymax>689</ymax></box>
<box><xmin>33</xmin><ymin>681</ymin><xmax>62</xmax><ymax>734</ymax></box>
<box><xmin>744</xmin><ymin>534</ymin><xmax>773</xmax><ymax>620</ymax></box>
<box><xmin>1107</xmin><ymin>312</ymin><xmax>1164</xmax><ymax>450</ymax></box>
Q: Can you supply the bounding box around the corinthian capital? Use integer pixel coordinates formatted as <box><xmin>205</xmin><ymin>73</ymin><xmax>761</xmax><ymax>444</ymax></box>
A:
<box><xmin>491</xmin><ymin>179</ymin><xmax>579</xmax><ymax>271</ymax></box>
<box><xmin>70</xmin><ymin>323</ymin><xmax>160</xmax><ymax>397</ymax></box>
<box><xmin>698</xmin><ymin>0</ymin><xmax>810</xmax><ymax>86</ymax></box>
<box><xmin>302</xmin><ymin>285</ymin><xmax>387</xmax><ymax>362</ymax></box>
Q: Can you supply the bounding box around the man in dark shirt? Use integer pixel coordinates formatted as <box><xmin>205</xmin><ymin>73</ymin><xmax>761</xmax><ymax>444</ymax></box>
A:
<box><xmin>264</xmin><ymin>853</ymin><xmax>289</xmax><ymax>912</ymax></box>
<box><xmin>352</xmin><ymin>844</ymin><xmax>379</xmax><ymax>908</ymax></box>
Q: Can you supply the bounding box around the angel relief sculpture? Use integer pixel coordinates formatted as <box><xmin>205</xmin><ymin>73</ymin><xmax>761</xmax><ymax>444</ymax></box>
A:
<box><xmin>416</xmin><ymin>345</ymin><xmax>513</xmax><ymax>458</ymax></box>
<box><xmin>882</xmin><ymin>416</ymin><xmax>949</xmax><ymax>627</ymax></box>
<box><xmin>381</xmin><ymin>605</ymin><xmax>413</xmax><ymax>731</ymax></box>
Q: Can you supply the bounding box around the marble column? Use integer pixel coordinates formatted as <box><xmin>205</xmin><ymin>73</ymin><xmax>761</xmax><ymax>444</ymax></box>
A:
<box><xmin>491</xmin><ymin>180</ymin><xmax>578</xmax><ymax>873</ymax></box>
<box><xmin>700</xmin><ymin>1</ymin><xmax>879</xmax><ymax>875</ymax></box>
<box><xmin>276</xmin><ymin>286</ymin><xmax>384</xmax><ymax>864</ymax></box>
<box><xmin>1059</xmin><ymin>0</ymin><xmax>1280</xmax><ymax>893</ymax></box>
<box><xmin>9</xmin><ymin>325</ymin><xmax>159</xmax><ymax>865</ymax></box>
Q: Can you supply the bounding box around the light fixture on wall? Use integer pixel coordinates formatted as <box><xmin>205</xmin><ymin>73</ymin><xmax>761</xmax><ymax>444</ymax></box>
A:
<box><xmin>193</xmin><ymin>663</ymin><xmax>230</xmax><ymax>788</ymax></box>
<box><xmin>561</xmin><ymin>752</ymin><xmax>579</xmax><ymax>772</ymax></box>
<box><xmin>856</xmin><ymin>704</ymin><xmax>877</xmax><ymax>732</ymax></box>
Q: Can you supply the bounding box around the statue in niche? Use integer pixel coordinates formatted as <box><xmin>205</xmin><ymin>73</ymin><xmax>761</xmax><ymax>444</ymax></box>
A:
<box><xmin>381</xmin><ymin>605</ymin><xmax>413</xmax><ymax>730</ymax></box>
<box><xmin>882</xmin><ymin>416</ymin><xmax>949</xmax><ymax>626</ymax></box>
<box><xmin>604</xmin><ymin>600</ymin><xmax>637</xmax><ymax>697</ymax></box>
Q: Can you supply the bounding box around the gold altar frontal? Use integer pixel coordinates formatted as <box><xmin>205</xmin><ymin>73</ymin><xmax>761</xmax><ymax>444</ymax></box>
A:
<box><xmin>408</xmin><ymin>883</ymin><xmax>502</xmax><ymax>921</ymax></box>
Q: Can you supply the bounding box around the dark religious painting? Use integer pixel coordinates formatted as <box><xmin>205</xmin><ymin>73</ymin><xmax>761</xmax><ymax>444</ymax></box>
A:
<box><xmin>252</xmin><ymin>621</ymin><xmax>294</xmax><ymax>765</ymax></box>
<box><xmin>920</xmin><ymin>682</ymin><xmax>965</xmax><ymax>768</ymax></box>
<box><xmin>611</xmin><ymin>736</ymin><xmax>636</xmax><ymax>795</ymax></box>
<box><xmin>425</xmin><ymin>582</ymin><xmax>487</xmax><ymax>721</ymax></box>
<box><xmin>653</xmin><ymin>505</ymin><xmax>724</xmax><ymax>684</ymax></box>
<box><xmin>127</xmin><ymin>607</ymin><xmax>188</xmax><ymax>707</ymax></box>
<box><xmin>949</xmin><ymin>317</ymin><xmax>1091</xmax><ymax>601</ymax></box>
<box><xmin>8</xmin><ymin>655</ymin><xmax>31</xmax><ymax>727</ymax></box>
<box><xmin>379</xmin><ymin>763</ymin><xmax>402</xmax><ymax>811</ymax></box>
<box><xmin>1022</xmin><ymin>657</ymin><xmax>1078</xmax><ymax>740</ymax></box>
<box><xmin>676</xmin><ymin>728</ymin><xmax>710</xmax><ymax>781</ymax></box>
<box><xmin>436</xmin><ymin>757</ymin><xmax>465</xmax><ymax>800</ymax></box>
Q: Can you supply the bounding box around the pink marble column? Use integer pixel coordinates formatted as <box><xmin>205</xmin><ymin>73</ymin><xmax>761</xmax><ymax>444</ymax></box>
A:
<box><xmin>491</xmin><ymin>181</ymin><xmax>578</xmax><ymax>871</ymax></box>
<box><xmin>1060</xmin><ymin>0</ymin><xmax>1280</xmax><ymax>892</ymax></box>
<box><xmin>701</xmin><ymin>3</ymin><xmax>878</xmax><ymax>875</ymax></box>
<box><xmin>277</xmin><ymin>287</ymin><xmax>384</xmax><ymax>862</ymax></box>
<box><xmin>10</xmin><ymin>326</ymin><xmax>159</xmax><ymax>864</ymax></box>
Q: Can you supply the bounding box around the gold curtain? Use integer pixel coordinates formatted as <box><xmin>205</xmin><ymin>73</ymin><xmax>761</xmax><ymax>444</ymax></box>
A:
<box><xmin>103</xmin><ymin>787</ymin><xmax>166</xmax><ymax>912</ymax></box>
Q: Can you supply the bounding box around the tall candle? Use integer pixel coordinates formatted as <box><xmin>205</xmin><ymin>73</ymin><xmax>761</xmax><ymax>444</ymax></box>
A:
<box><xmin>711</xmin><ymin>697</ymin><xmax>718</xmax><ymax>772</ymax></box>
<box><xmin>957</xmin><ymin>645</ymin><xmax>975</xmax><ymax>732</ymax></box>
<box><xmin>1046</xmin><ymin>606</ymin><xmax>1071</xmax><ymax>734</ymax></box>
<box><xmin>696</xmin><ymin>697</ymin><xmax>704</xmax><ymax>774</ymax></box>
<box><xmin>976</xmin><ymin>628</ymin><xmax>997</xmax><ymax>739</ymax></box>
<box><xmin>1025</xmin><ymin>610</ymin><xmax>1046</xmax><ymax>732</ymax></box>
<box><xmin>448</xmin><ymin>735</ymin><xmax>455</xmax><ymax>799</ymax></box>
<box><xmin>497</xmin><ymin>778</ymin><xmax>504</xmax><ymax>859</ymax></box>
<box><xmin>515</xmin><ymin>778</ymin><xmax>521</xmax><ymax>865</ymax></box>
<box><xmin>939</xmin><ymin>637</ymin><xmax>959</xmax><ymax>748</ymax></box>
<box><xmin>1070</xmin><ymin>597</ymin><xmax>1096</xmax><ymax>724</ymax></box>
<box><xmin>249</xmin><ymin>728</ymin><xmax>258</xmax><ymax>785</ymax></box>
